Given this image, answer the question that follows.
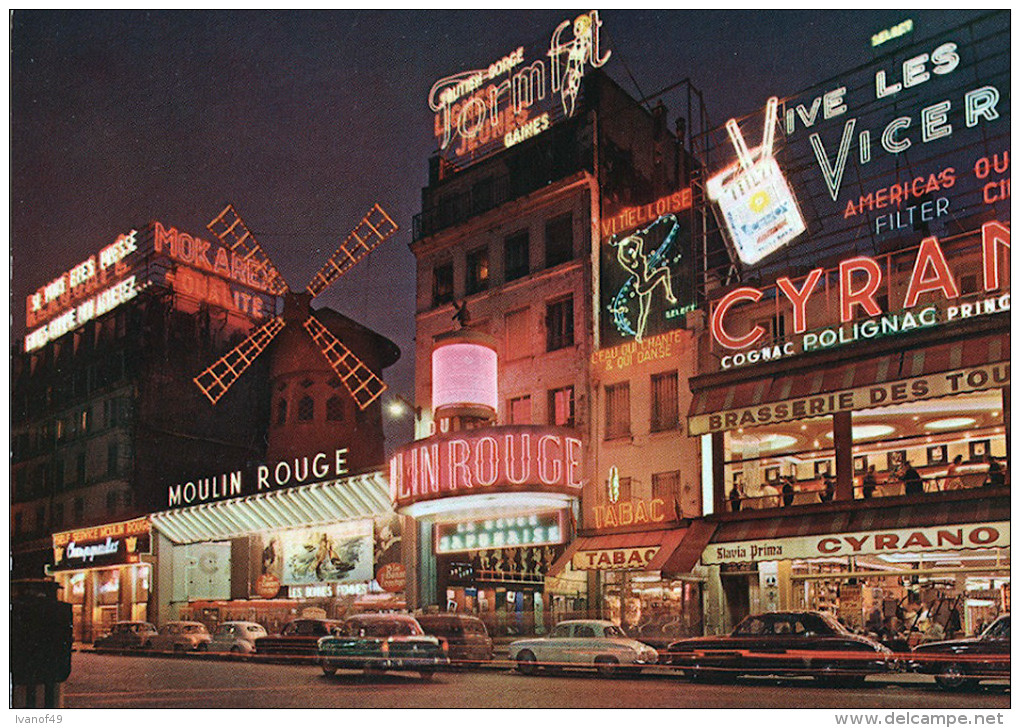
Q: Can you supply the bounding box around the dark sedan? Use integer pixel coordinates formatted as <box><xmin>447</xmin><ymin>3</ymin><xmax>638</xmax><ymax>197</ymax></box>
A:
<box><xmin>255</xmin><ymin>618</ymin><xmax>344</xmax><ymax>657</ymax></box>
<box><xmin>664</xmin><ymin>611</ymin><xmax>895</xmax><ymax>686</ymax></box>
<box><xmin>93</xmin><ymin>621</ymin><xmax>158</xmax><ymax>651</ymax></box>
<box><xmin>911</xmin><ymin>614</ymin><xmax>1010</xmax><ymax>690</ymax></box>
<box><xmin>317</xmin><ymin>613</ymin><xmax>449</xmax><ymax>681</ymax></box>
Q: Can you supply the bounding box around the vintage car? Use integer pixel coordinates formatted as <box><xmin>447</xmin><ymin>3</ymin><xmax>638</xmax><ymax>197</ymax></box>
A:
<box><xmin>317</xmin><ymin>613</ymin><xmax>449</xmax><ymax>680</ymax></box>
<box><xmin>93</xmin><ymin>621</ymin><xmax>158</xmax><ymax>651</ymax></box>
<box><xmin>256</xmin><ymin>618</ymin><xmax>344</xmax><ymax>656</ymax></box>
<box><xmin>509</xmin><ymin>619</ymin><xmax>659</xmax><ymax>677</ymax></box>
<box><xmin>664</xmin><ymin>611</ymin><xmax>895</xmax><ymax>686</ymax></box>
<box><xmin>415</xmin><ymin>613</ymin><xmax>493</xmax><ymax>665</ymax></box>
<box><xmin>208</xmin><ymin>621</ymin><xmax>268</xmax><ymax>654</ymax></box>
<box><xmin>148</xmin><ymin>621</ymin><xmax>213</xmax><ymax>652</ymax></box>
<box><xmin>910</xmin><ymin>614</ymin><xmax>1010</xmax><ymax>690</ymax></box>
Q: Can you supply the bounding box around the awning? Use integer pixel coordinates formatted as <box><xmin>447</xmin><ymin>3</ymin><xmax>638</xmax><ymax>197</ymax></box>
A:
<box><xmin>709</xmin><ymin>494</ymin><xmax>1010</xmax><ymax>545</ymax></box>
<box><xmin>688</xmin><ymin>333</ymin><xmax>1009</xmax><ymax>434</ymax></box>
<box><xmin>150</xmin><ymin>471</ymin><xmax>392</xmax><ymax>544</ymax></box>
<box><xmin>549</xmin><ymin>526</ymin><xmax>712</xmax><ymax>577</ymax></box>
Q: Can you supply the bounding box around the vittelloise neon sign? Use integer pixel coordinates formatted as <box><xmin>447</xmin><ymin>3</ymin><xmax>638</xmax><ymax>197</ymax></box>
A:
<box><xmin>711</xmin><ymin>221</ymin><xmax>1010</xmax><ymax>368</ymax></box>
<box><xmin>429</xmin><ymin>10</ymin><xmax>610</xmax><ymax>158</ymax></box>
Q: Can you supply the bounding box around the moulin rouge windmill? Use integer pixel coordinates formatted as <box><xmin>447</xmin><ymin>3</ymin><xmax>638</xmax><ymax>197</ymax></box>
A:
<box><xmin>193</xmin><ymin>203</ymin><xmax>398</xmax><ymax>411</ymax></box>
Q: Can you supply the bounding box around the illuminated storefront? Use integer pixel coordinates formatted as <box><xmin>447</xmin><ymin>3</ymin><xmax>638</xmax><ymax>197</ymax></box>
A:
<box><xmin>48</xmin><ymin>517</ymin><xmax>153</xmax><ymax>643</ymax></box>
<box><xmin>149</xmin><ymin>467</ymin><xmax>406</xmax><ymax>633</ymax></box>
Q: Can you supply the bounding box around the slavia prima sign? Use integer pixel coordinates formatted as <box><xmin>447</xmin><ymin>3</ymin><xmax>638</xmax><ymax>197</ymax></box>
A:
<box><xmin>702</xmin><ymin>522</ymin><xmax>1009</xmax><ymax>565</ymax></box>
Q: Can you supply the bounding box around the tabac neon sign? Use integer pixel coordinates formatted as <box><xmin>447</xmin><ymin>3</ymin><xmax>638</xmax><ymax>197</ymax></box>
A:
<box><xmin>428</xmin><ymin>10</ymin><xmax>610</xmax><ymax>160</ymax></box>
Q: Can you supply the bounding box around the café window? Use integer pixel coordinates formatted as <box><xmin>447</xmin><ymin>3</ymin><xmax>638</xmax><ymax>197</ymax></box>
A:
<box><xmin>546</xmin><ymin>297</ymin><xmax>574</xmax><ymax>352</ymax></box>
<box><xmin>650</xmin><ymin>370</ymin><xmax>679</xmax><ymax>432</ymax></box>
<box><xmin>604</xmin><ymin>382</ymin><xmax>631</xmax><ymax>440</ymax></box>
<box><xmin>548</xmin><ymin>386</ymin><xmax>575</xmax><ymax>428</ymax></box>
<box><xmin>466</xmin><ymin>246</ymin><xmax>490</xmax><ymax>295</ymax></box>
<box><xmin>504</xmin><ymin>230</ymin><xmax>530</xmax><ymax>282</ymax></box>
<box><xmin>504</xmin><ymin>307</ymin><xmax>530</xmax><ymax>361</ymax></box>
<box><xmin>545</xmin><ymin>213</ymin><xmax>573</xmax><ymax>268</ymax></box>
<box><xmin>509</xmin><ymin>395</ymin><xmax>532</xmax><ymax>425</ymax></box>
<box><xmin>433</xmin><ymin>260</ymin><xmax>454</xmax><ymax>306</ymax></box>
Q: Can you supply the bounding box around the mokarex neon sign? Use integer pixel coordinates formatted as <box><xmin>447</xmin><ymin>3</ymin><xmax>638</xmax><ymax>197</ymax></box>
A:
<box><xmin>711</xmin><ymin>222</ymin><xmax>1009</xmax><ymax>369</ymax></box>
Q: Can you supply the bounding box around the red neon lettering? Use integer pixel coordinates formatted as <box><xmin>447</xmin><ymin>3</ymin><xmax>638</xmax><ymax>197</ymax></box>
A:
<box><xmin>504</xmin><ymin>433</ymin><xmax>531</xmax><ymax>484</ymax></box>
<box><xmin>618</xmin><ymin>501</ymin><xmax>633</xmax><ymax>525</ymax></box>
<box><xmin>839</xmin><ymin>256</ymin><xmax>883</xmax><ymax>322</ymax></box>
<box><xmin>817</xmin><ymin>538</ymin><xmax>841</xmax><ymax>554</ymax></box>
<box><xmin>903</xmin><ymin>236</ymin><xmax>960</xmax><ymax>307</ymax></box>
<box><xmin>447</xmin><ymin>439</ymin><xmax>473</xmax><ymax>490</ymax></box>
<box><xmin>981</xmin><ymin>221</ymin><xmax>1010</xmax><ymax>292</ymax></box>
<box><xmin>537</xmin><ymin>435</ymin><xmax>563</xmax><ymax>485</ymax></box>
<box><xmin>565</xmin><ymin>437</ymin><xmax>583</xmax><ymax>488</ymax></box>
<box><xmin>776</xmin><ymin>268</ymin><xmax>823</xmax><ymax>334</ymax></box>
<box><xmin>474</xmin><ymin>436</ymin><xmax>498</xmax><ymax>486</ymax></box>
<box><xmin>154</xmin><ymin>222</ymin><xmax>175</xmax><ymax>254</ymax></box>
<box><xmin>650</xmin><ymin>498</ymin><xmax>665</xmax><ymax>521</ymax></box>
<box><xmin>711</xmin><ymin>287</ymin><xmax>766</xmax><ymax>349</ymax></box>
<box><xmin>419</xmin><ymin>443</ymin><xmax>440</xmax><ymax>494</ymax></box>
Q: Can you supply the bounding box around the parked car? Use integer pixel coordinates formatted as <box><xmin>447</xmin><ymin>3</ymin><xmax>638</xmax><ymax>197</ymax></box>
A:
<box><xmin>415</xmin><ymin>613</ymin><xmax>493</xmax><ymax>665</ymax></box>
<box><xmin>93</xmin><ymin>621</ymin><xmax>158</xmax><ymax>651</ymax></box>
<box><xmin>256</xmin><ymin>618</ymin><xmax>343</xmax><ymax>656</ymax></box>
<box><xmin>208</xmin><ymin>621</ymin><xmax>268</xmax><ymax>654</ymax></box>
<box><xmin>910</xmin><ymin>614</ymin><xmax>1010</xmax><ymax>690</ymax></box>
<box><xmin>664</xmin><ymin>611</ymin><xmax>895</xmax><ymax>686</ymax></box>
<box><xmin>509</xmin><ymin>619</ymin><xmax>659</xmax><ymax>677</ymax></box>
<box><xmin>317</xmin><ymin>613</ymin><xmax>449</xmax><ymax>681</ymax></box>
<box><xmin>148</xmin><ymin>621</ymin><xmax>213</xmax><ymax>652</ymax></box>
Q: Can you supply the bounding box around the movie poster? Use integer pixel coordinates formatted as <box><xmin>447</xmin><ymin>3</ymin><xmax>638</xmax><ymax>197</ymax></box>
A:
<box><xmin>279</xmin><ymin>521</ymin><xmax>373</xmax><ymax>586</ymax></box>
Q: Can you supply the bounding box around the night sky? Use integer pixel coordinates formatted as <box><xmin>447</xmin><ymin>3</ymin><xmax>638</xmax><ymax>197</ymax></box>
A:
<box><xmin>9</xmin><ymin>9</ymin><xmax>988</xmax><ymax>441</ymax></box>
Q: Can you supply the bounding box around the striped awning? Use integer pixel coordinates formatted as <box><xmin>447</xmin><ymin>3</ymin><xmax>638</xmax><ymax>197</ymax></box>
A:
<box><xmin>688</xmin><ymin>333</ymin><xmax>1009</xmax><ymax>421</ymax></box>
<box><xmin>150</xmin><ymin>471</ymin><xmax>392</xmax><ymax>544</ymax></box>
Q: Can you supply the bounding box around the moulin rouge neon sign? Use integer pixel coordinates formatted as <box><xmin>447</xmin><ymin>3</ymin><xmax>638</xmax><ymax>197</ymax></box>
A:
<box><xmin>429</xmin><ymin>10</ymin><xmax>610</xmax><ymax>158</ymax></box>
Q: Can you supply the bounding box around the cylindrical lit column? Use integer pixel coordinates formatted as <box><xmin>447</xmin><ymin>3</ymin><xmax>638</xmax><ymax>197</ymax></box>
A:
<box><xmin>431</xmin><ymin>330</ymin><xmax>498</xmax><ymax>431</ymax></box>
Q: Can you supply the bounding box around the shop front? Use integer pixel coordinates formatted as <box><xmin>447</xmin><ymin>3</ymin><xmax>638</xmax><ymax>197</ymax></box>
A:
<box><xmin>700</xmin><ymin>492</ymin><xmax>1010</xmax><ymax>641</ymax></box>
<box><xmin>149</xmin><ymin>469</ymin><xmax>406</xmax><ymax>634</ymax></box>
<box><xmin>48</xmin><ymin>517</ymin><xmax>153</xmax><ymax>644</ymax></box>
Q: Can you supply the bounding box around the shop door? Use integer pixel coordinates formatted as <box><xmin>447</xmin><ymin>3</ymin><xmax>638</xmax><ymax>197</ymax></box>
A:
<box><xmin>722</xmin><ymin>574</ymin><xmax>751</xmax><ymax>632</ymax></box>
<box><xmin>98</xmin><ymin>606</ymin><xmax>119</xmax><ymax>635</ymax></box>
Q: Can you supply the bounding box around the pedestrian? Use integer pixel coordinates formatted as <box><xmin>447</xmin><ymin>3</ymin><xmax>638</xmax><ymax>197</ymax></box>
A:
<box><xmin>983</xmin><ymin>455</ymin><xmax>1005</xmax><ymax>487</ymax></box>
<box><xmin>862</xmin><ymin>465</ymin><xmax>879</xmax><ymax>498</ymax></box>
<box><xmin>943</xmin><ymin>454</ymin><xmax>964</xmax><ymax>491</ymax></box>
<box><xmin>820</xmin><ymin>475</ymin><xmax>835</xmax><ymax>502</ymax></box>
<box><xmin>900</xmin><ymin>461</ymin><xmax>924</xmax><ymax>495</ymax></box>
<box><xmin>728</xmin><ymin>482</ymin><xmax>742</xmax><ymax>512</ymax></box>
<box><xmin>781</xmin><ymin>477</ymin><xmax>795</xmax><ymax>507</ymax></box>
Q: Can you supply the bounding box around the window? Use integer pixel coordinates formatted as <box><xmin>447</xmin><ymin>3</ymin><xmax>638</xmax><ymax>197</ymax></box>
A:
<box><xmin>35</xmin><ymin>505</ymin><xmax>46</xmax><ymax>532</ymax></box>
<box><xmin>76</xmin><ymin>453</ymin><xmax>87</xmax><ymax>485</ymax></box>
<box><xmin>297</xmin><ymin>396</ymin><xmax>315</xmax><ymax>421</ymax></box>
<box><xmin>652</xmin><ymin>471</ymin><xmax>681</xmax><ymax>516</ymax></box>
<box><xmin>466</xmin><ymin>247</ymin><xmax>489</xmax><ymax>295</ymax></box>
<box><xmin>276</xmin><ymin>399</ymin><xmax>287</xmax><ymax>426</ymax></box>
<box><xmin>545</xmin><ymin>297</ymin><xmax>574</xmax><ymax>351</ymax></box>
<box><xmin>509</xmin><ymin>395</ymin><xmax>532</xmax><ymax>425</ymax></box>
<box><xmin>504</xmin><ymin>230</ymin><xmax>530</xmax><ymax>281</ymax></box>
<box><xmin>605</xmin><ymin>382</ymin><xmax>631</xmax><ymax>439</ymax></box>
<box><xmin>548</xmin><ymin>386</ymin><xmax>575</xmax><ymax>427</ymax></box>
<box><xmin>74</xmin><ymin>498</ymin><xmax>84</xmax><ymax>522</ymax></box>
<box><xmin>574</xmin><ymin>624</ymin><xmax>595</xmax><ymax>638</ymax></box>
<box><xmin>504</xmin><ymin>308</ymin><xmax>531</xmax><ymax>361</ymax></box>
<box><xmin>650</xmin><ymin>370</ymin><xmax>680</xmax><ymax>432</ymax></box>
<box><xmin>545</xmin><ymin>213</ymin><xmax>573</xmax><ymax>267</ymax></box>
<box><xmin>551</xmin><ymin>624</ymin><xmax>572</xmax><ymax>638</ymax></box>
<box><xmin>53</xmin><ymin>459</ymin><xmax>64</xmax><ymax>491</ymax></box>
<box><xmin>106</xmin><ymin>490</ymin><xmax>118</xmax><ymax>513</ymax></box>
<box><xmin>471</xmin><ymin>177</ymin><xmax>494</xmax><ymax>214</ymax></box>
<box><xmin>52</xmin><ymin>503</ymin><xmax>64</xmax><ymax>529</ymax></box>
<box><xmin>433</xmin><ymin>261</ymin><xmax>454</xmax><ymax>306</ymax></box>
<box><xmin>326</xmin><ymin>396</ymin><xmax>345</xmax><ymax>421</ymax></box>
<box><xmin>107</xmin><ymin>443</ymin><xmax>119</xmax><ymax>477</ymax></box>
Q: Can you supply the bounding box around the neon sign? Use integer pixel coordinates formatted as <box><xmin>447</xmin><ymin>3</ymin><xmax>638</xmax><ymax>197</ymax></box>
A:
<box><xmin>600</xmin><ymin>189</ymin><xmax>695</xmax><ymax>349</ymax></box>
<box><xmin>429</xmin><ymin>10</ymin><xmax>610</xmax><ymax>161</ymax></box>
<box><xmin>25</xmin><ymin>275</ymin><xmax>140</xmax><ymax>353</ymax></box>
<box><xmin>871</xmin><ymin>19</ymin><xmax>913</xmax><ymax>48</ymax></box>
<box><xmin>711</xmin><ymin>222</ymin><xmax>1010</xmax><ymax>369</ymax></box>
<box><xmin>707</xmin><ymin>97</ymin><xmax>806</xmax><ymax>266</ymax></box>
<box><xmin>594</xmin><ymin>498</ymin><xmax>668</xmax><ymax>530</ymax></box>
<box><xmin>435</xmin><ymin>512</ymin><xmax>564</xmax><ymax>554</ymax></box>
<box><xmin>390</xmin><ymin>425</ymin><xmax>584</xmax><ymax>510</ymax></box>
<box><xmin>50</xmin><ymin>517</ymin><xmax>151</xmax><ymax>571</ymax></box>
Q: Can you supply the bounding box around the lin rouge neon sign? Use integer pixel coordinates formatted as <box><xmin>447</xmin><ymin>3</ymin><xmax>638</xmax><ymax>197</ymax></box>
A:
<box><xmin>710</xmin><ymin>222</ymin><xmax>1010</xmax><ymax>369</ymax></box>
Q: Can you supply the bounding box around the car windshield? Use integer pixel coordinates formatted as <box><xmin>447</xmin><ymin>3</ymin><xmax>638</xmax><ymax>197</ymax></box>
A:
<box><xmin>182</xmin><ymin>625</ymin><xmax>206</xmax><ymax>634</ymax></box>
<box><xmin>984</xmin><ymin>616</ymin><xmax>1010</xmax><ymax>638</ymax></box>
<box><xmin>604</xmin><ymin>625</ymin><xmax>626</xmax><ymax>638</ymax></box>
<box><xmin>347</xmin><ymin>619</ymin><xmax>422</xmax><ymax>637</ymax></box>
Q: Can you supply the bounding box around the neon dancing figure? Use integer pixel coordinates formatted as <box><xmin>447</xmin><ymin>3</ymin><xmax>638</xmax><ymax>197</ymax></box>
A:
<box><xmin>608</xmin><ymin>215</ymin><xmax>680</xmax><ymax>343</ymax></box>
<box><xmin>549</xmin><ymin>11</ymin><xmax>611</xmax><ymax>118</ymax></box>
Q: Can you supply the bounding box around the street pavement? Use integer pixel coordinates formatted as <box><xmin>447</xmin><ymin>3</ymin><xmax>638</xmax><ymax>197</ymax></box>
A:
<box><xmin>62</xmin><ymin>652</ymin><xmax>1010</xmax><ymax>709</ymax></box>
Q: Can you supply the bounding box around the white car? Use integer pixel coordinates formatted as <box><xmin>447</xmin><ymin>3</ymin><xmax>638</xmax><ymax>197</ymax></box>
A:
<box><xmin>509</xmin><ymin>619</ymin><xmax>659</xmax><ymax>677</ymax></box>
<box><xmin>208</xmin><ymin>621</ymin><xmax>268</xmax><ymax>654</ymax></box>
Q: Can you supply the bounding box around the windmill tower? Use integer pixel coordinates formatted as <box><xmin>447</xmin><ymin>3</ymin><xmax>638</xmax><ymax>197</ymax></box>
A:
<box><xmin>194</xmin><ymin>203</ymin><xmax>400</xmax><ymax>466</ymax></box>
